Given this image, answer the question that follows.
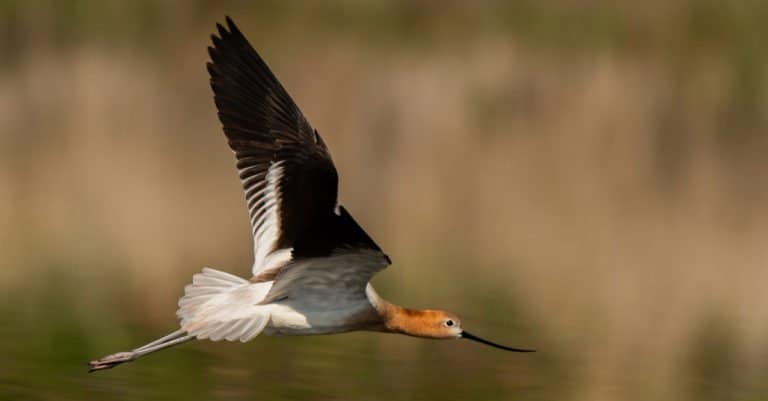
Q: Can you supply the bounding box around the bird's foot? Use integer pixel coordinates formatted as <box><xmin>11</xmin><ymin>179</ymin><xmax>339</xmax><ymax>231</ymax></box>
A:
<box><xmin>88</xmin><ymin>351</ymin><xmax>136</xmax><ymax>372</ymax></box>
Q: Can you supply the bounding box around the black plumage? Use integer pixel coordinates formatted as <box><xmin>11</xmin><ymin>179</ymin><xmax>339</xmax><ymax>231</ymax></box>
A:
<box><xmin>207</xmin><ymin>17</ymin><xmax>385</xmax><ymax>262</ymax></box>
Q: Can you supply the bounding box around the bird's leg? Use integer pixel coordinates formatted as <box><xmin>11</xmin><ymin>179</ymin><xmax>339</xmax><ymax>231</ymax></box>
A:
<box><xmin>88</xmin><ymin>329</ymin><xmax>195</xmax><ymax>372</ymax></box>
<box><xmin>133</xmin><ymin>329</ymin><xmax>188</xmax><ymax>353</ymax></box>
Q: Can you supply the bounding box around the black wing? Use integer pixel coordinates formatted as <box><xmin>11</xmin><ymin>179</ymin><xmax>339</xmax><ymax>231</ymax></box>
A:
<box><xmin>207</xmin><ymin>17</ymin><xmax>387</xmax><ymax>275</ymax></box>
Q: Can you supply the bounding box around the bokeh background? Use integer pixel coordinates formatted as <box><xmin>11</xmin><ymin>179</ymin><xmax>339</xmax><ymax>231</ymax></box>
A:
<box><xmin>2</xmin><ymin>1</ymin><xmax>768</xmax><ymax>400</ymax></box>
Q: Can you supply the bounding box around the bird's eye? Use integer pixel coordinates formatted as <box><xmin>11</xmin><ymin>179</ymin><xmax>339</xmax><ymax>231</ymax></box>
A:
<box><xmin>445</xmin><ymin>319</ymin><xmax>455</xmax><ymax>327</ymax></box>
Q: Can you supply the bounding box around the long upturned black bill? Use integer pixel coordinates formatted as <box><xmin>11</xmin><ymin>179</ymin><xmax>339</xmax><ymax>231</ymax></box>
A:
<box><xmin>461</xmin><ymin>331</ymin><xmax>535</xmax><ymax>353</ymax></box>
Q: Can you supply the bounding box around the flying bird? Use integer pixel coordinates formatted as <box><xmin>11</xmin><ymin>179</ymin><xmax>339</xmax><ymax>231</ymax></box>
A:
<box><xmin>88</xmin><ymin>17</ymin><xmax>533</xmax><ymax>372</ymax></box>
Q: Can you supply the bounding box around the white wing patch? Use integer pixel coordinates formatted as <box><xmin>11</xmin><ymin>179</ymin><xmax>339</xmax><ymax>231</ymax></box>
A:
<box><xmin>242</xmin><ymin>161</ymin><xmax>293</xmax><ymax>275</ymax></box>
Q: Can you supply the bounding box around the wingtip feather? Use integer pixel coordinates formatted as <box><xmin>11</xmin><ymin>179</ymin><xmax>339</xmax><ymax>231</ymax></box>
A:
<box><xmin>225</xmin><ymin>16</ymin><xmax>238</xmax><ymax>32</ymax></box>
<box><xmin>216</xmin><ymin>22</ymin><xmax>228</xmax><ymax>38</ymax></box>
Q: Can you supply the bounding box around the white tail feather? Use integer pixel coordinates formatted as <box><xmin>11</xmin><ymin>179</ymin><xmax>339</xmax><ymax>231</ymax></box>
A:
<box><xmin>177</xmin><ymin>268</ymin><xmax>272</xmax><ymax>342</ymax></box>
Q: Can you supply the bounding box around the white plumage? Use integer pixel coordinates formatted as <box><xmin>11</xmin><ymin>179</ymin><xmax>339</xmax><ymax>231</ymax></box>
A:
<box><xmin>247</xmin><ymin>161</ymin><xmax>291</xmax><ymax>275</ymax></box>
<box><xmin>177</xmin><ymin>268</ymin><xmax>272</xmax><ymax>342</ymax></box>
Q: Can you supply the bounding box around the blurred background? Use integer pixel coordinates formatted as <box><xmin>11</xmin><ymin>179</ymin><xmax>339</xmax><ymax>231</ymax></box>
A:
<box><xmin>1</xmin><ymin>1</ymin><xmax>767</xmax><ymax>400</ymax></box>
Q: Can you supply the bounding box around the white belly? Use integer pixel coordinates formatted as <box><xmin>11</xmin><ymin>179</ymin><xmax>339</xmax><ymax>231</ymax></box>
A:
<box><xmin>262</xmin><ymin>300</ymin><xmax>376</xmax><ymax>336</ymax></box>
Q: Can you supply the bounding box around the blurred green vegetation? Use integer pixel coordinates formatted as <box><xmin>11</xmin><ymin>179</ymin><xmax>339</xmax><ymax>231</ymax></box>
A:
<box><xmin>1</xmin><ymin>1</ymin><xmax>767</xmax><ymax>401</ymax></box>
<box><xmin>3</xmin><ymin>0</ymin><xmax>768</xmax><ymax>52</ymax></box>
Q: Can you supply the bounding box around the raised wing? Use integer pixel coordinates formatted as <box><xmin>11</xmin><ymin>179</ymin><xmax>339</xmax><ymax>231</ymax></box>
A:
<box><xmin>207</xmin><ymin>17</ymin><xmax>389</xmax><ymax>276</ymax></box>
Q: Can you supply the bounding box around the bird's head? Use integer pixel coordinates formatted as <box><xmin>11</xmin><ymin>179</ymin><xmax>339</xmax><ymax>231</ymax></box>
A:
<box><xmin>400</xmin><ymin>309</ymin><xmax>463</xmax><ymax>339</ymax></box>
<box><xmin>389</xmin><ymin>308</ymin><xmax>534</xmax><ymax>352</ymax></box>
